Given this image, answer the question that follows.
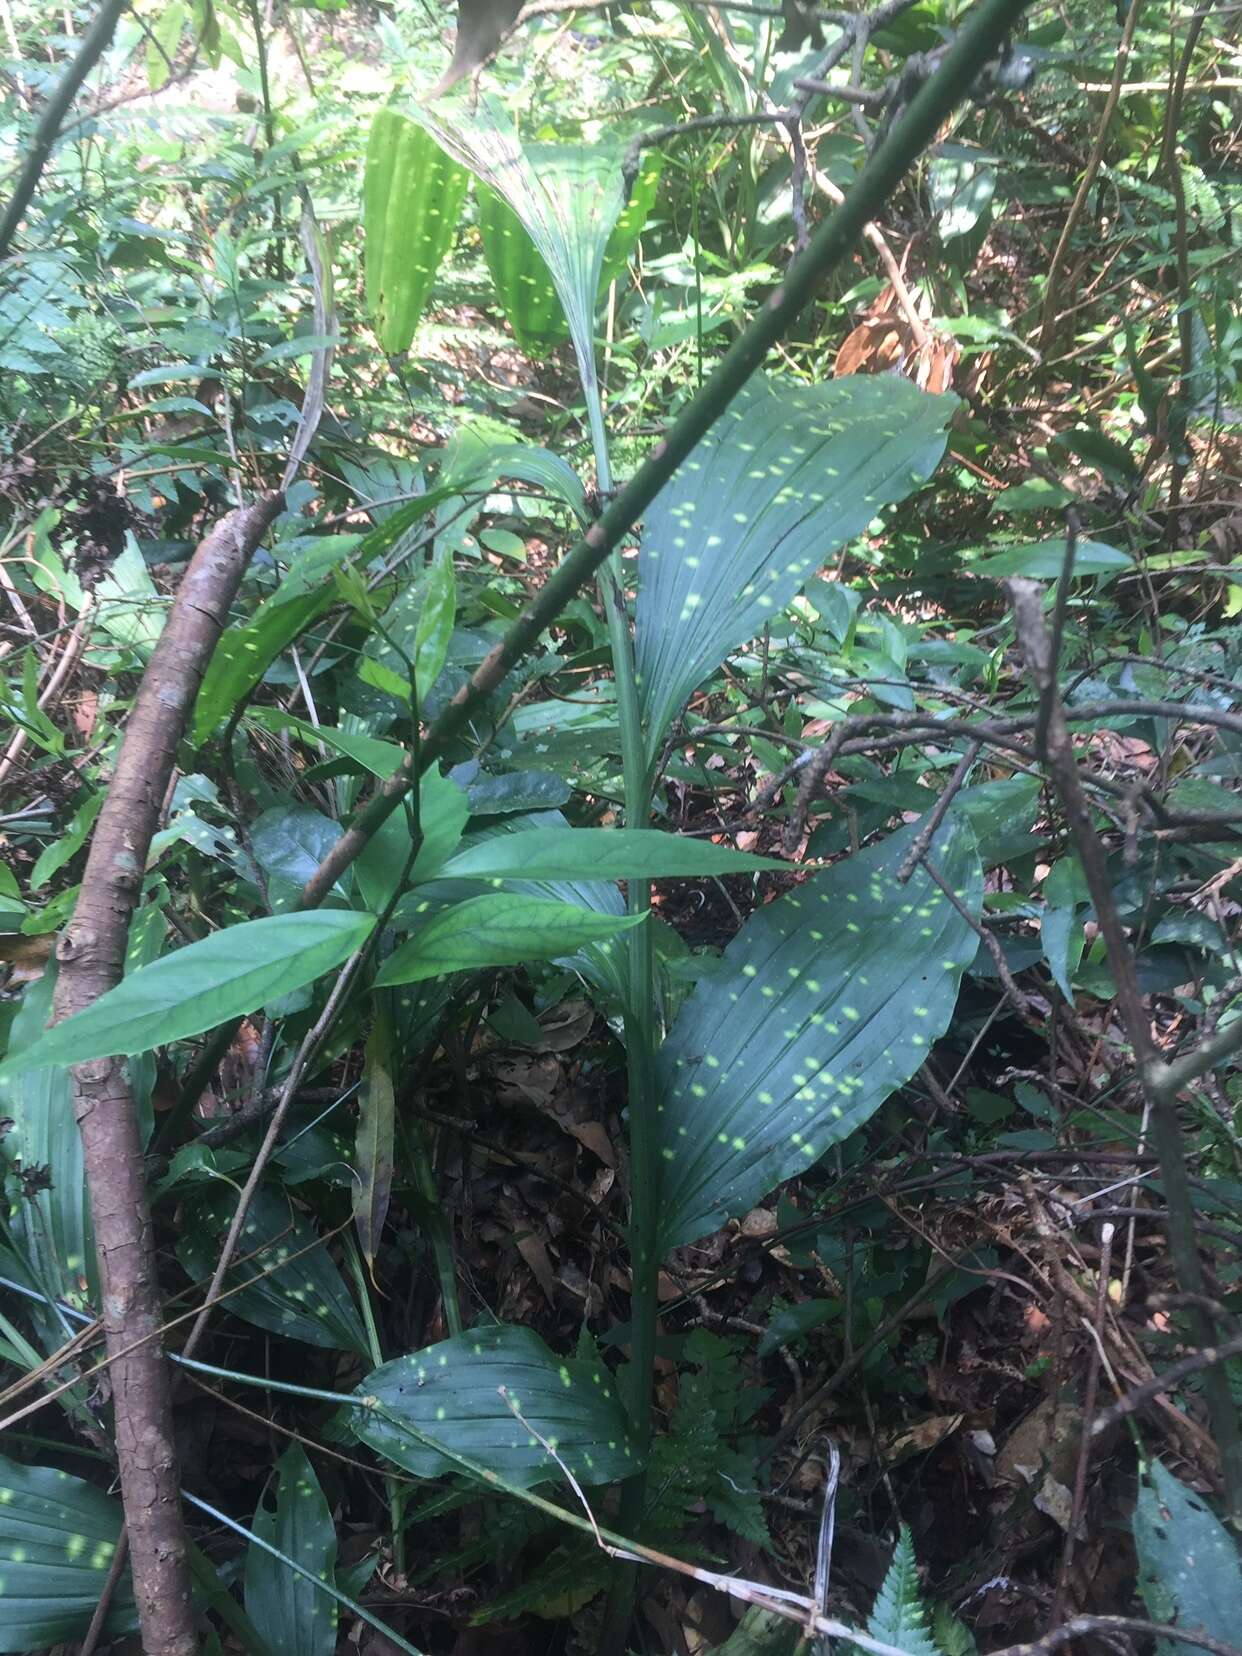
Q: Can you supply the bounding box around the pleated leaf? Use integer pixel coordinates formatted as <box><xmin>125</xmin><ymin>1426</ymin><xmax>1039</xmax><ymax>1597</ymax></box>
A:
<box><xmin>0</xmin><ymin>972</ymin><xmax>95</xmax><ymax>1309</ymax></box>
<box><xmin>1134</xmin><ymin>1459</ymin><xmax>1242</xmax><ymax>1651</ymax></box>
<box><xmin>654</xmin><ymin>817</ymin><xmax>981</xmax><ymax>1251</ymax></box>
<box><xmin>634</xmin><ymin>375</ymin><xmax>956</xmax><ymax>765</ymax></box>
<box><xmin>357</xmin><ymin>1323</ymin><xmax>638</xmax><ymax>1488</ymax></box>
<box><xmin>476</xmin><ymin>149</ymin><xmax>662</xmax><ymax>352</ymax></box>
<box><xmin>245</xmin><ymin>1445</ymin><xmax>338</xmax><ymax>1656</ymax></box>
<box><xmin>409</xmin><ymin>94</ymin><xmax>626</xmax><ymax>463</ymax></box>
<box><xmin>0</xmin><ymin>1457</ymin><xmax>137</xmax><ymax>1651</ymax></box>
<box><xmin>179</xmin><ymin>1185</ymin><xmax>370</xmax><ymax>1356</ymax></box>
<box><xmin>364</xmin><ymin>107</ymin><xmax>469</xmax><ymax>354</ymax></box>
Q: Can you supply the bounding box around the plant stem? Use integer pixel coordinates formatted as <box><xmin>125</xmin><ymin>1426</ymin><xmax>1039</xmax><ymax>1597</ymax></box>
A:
<box><xmin>343</xmin><ymin>1231</ymin><xmax>408</xmax><ymax>1578</ymax></box>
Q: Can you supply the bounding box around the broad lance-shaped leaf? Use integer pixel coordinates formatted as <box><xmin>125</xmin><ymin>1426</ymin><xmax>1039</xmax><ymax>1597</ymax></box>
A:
<box><xmin>0</xmin><ymin>911</ymin><xmax>375</xmax><ymax>1074</ymax></box>
<box><xmin>654</xmin><ymin>816</ymin><xmax>981</xmax><ymax>1251</ymax></box>
<box><xmin>374</xmin><ymin>892</ymin><xmax>645</xmax><ymax>987</ymax></box>
<box><xmin>364</xmin><ymin>108</ymin><xmax>469</xmax><ymax>354</ymax></box>
<box><xmin>356</xmin><ymin>1324</ymin><xmax>638</xmax><ymax>1488</ymax></box>
<box><xmin>245</xmin><ymin>1445</ymin><xmax>338</xmax><ymax>1656</ymax></box>
<box><xmin>178</xmin><ymin>1185</ymin><xmax>370</xmax><ymax>1356</ymax></box>
<box><xmin>634</xmin><ymin>375</ymin><xmax>956</xmax><ymax>769</ymax></box>
<box><xmin>0</xmin><ymin>1456</ymin><xmax>137</xmax><ymax>1652</ymax></box>
<box><xmin>436</xmin><ymin>825</ymin><xmax>785</xmax><ymax>883</ymax></box>
<box><xmin>409</xmin><ymin>94</ymin><xmax>627</xmax><ymax>471</ymax></box>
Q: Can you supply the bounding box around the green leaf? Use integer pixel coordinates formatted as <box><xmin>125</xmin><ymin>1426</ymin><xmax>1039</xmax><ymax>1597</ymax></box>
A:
<box><xmin>863</xmin><ymin>1526</ymin><xmax>938</xmax><ymax>1656</ymax></box>
<box><xmin>0</xmin><ymin>1456</ymin><xmax>137</xmax><ymax>1651</ymax></box>
<box><xmin>970</xmin><ymin>539</ymin><xmax>1132</xmax><ymax>578</ymax></box>
<box><xmin>374</xmin><ymin>893</ymin><xmax>645</xmax><ymax>986</ymax></box>
<box><xmin>0</xmin><ymin>971</ymin><xmax>96</xmax><ymax>1308</ymax></box>
<box><xmin>178</xmin><ymin>1185</ymin><xmax>370</xmax><ymax>1356</ymax></box>
<box><xmin>414</xmin><ymin>541</ymin><xmax>455</xmax><ymax>699</ymax></box>
<box><xmin>411</xmin><ymin>95</ymin><xmax>626</xmax><ymax>465</ymax></box>
<box><xmin>356</xmin><ymin>1323</ymin><xmax>639</xmax><ymax>1488</ymax></box>
<box><xmin>364</xmin><ymin>108</ymin><xmax>469</xmax><ymax>354</ymax></box>
<box><xmin>1134</xmin><ymin>1458</ymin><xmax>1242</xmax><ymax>1653</ymax></box>
<box><xmin>477</xmin><ymin>185</ymin><xmax>567</xmax><ymax>350</ymax></box>
<box><xmin>439</xmin><ymin>426</ymin><xmax>588</xmax><ymax>522</ymax></box>
<box><xmin>245</xmin><ymin>1445</ymin><xmax>338</xmax><ymax>1656</ymax></box>
<box><xmin>353</xmin><ymin>1009</ymin><xmax>395</xmax><ymax>1273</ymax></box>
<box><xmin>1</xmin><ymin>912</ymin><xmax>374</xmax><ymax>1075</ymax></box>
<box><xmin>758</xmin><ymin>1299</ymin><xmax>839</xmax><ymax>1357</ymax></box>
<box><xmin>356</xmin><ymin>768</ymin><xmax>469</xmax><ymax>913</ymax></box>
<box><xmin>708</xmin><ymin>1608</ymin><xmax>800</xmax><ymax>1655</ymax></box>
<box><xmin>252</xmin><ymin>806</ymin><xmax>348</xmax><ymax>910</ymax></box>
<box><xmin>435</xmin><ymin>826</ymin><xmax>784</xmax><ymax>883</ymax></box>
<box><xmin>465</xmin><ymin>769</ymin><xmax>572</xmax><ymax>814</ymax></box>
<box><xmin>191</xmin><ymin>501</ymin><xmax>464</xmax><ymax>747</ymax></box>
<box><xmin>29</xmin><ymin>790</ymin><xmax>102</xmax><ymax>891</ymax></box>
<box><xmin>654</xmin><ymin>817</ymin><xmax>981</xmax><ymax>1250</ymax></box>
<box><xmin>929</xmin><ymin>146</ymin><xmax>996</xmax><ymax>241</ymax></box>
<box><xmin>190</xmin><ymin>535</ymin><xmax>364</xmax><ymax>747</ymax></box>
<box><xmin>634</xmin><ymin>375</ymin><xmax>955</xmax><ymax>766</ymax></box>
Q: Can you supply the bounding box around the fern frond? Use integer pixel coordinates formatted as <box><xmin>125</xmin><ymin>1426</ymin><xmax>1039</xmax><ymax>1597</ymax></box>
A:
<box><xmin>866</xmin><ymin>1526</ymin><xmax>940</xmax><ymax>1656</ymax></box>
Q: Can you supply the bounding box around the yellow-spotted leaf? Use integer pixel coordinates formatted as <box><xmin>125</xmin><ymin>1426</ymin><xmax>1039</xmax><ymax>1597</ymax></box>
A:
<box><xmin>654</xmin><ymin>816</ymin><xmax>982</xmax><ymax>1250</ymax></box>
<box><xmin>356</xmin><ymin>1324</ymin><xmax>638</xmax><ymax>1488</ymax></box>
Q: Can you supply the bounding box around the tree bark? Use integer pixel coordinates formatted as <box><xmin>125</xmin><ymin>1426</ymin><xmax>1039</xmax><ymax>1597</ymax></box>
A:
<box><xmin>52</xmin><ymin>493</ymin><xmax>283</xmax><ymax>1656</ymax></box>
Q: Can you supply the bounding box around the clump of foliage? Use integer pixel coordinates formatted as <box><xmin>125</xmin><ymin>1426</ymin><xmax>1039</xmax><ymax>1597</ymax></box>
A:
<box><xmin>0</xmin><ymin>1</ymin><xmax>1240</xmax><ymax>1653</ymax></box>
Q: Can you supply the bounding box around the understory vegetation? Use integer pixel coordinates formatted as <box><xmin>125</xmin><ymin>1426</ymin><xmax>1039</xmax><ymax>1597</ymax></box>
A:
<box><xmin>0</xmin><ymin>1</ymin><xmax>1240</xmax><ymax>1653</ymax></box>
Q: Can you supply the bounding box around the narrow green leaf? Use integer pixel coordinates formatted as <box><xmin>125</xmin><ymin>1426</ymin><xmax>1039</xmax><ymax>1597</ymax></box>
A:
<box><xmin>374</xmin><ymin>893</ymin><xmax>644</xmax><ymax>986</ymax></box>
<box><xmin>29</xmin><ymin>790</ymin><xmax>102</xmax><ymax>891</ymax></box>
<box><xmin>353</xmin><ymin>1010</ymin><xmax>396</xmax><ymax>1272</ymax></box>
<box><xmin>356</xmin><ymin>1323</ymin><xmax>639</xmax><ymax>1488</ymax></box>
<box><xmin>970</xmin><ymin>538</ymin><xmax>1132</xmax><ymax>578</ymax></box>
<box><xmin>436</xmin><ymin>826</ymin><xmax>784</xmax><ymax>883</ymax></box>
<box><xmin>655</xmin><ymin>817</ymin><xmax>981</xmax><ymax>1249</ymax></box>
<box><xmin>245</xmin><ymin>1446</ymin><xmax>338</xmax><ymax>1656</ymax></box>
<box><xmin>1</xmin><ymin>912</ymin><xmax>375</xmax><ymax>1075</ymax></box>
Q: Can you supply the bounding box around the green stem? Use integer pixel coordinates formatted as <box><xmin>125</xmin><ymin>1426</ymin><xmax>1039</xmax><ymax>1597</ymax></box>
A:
<box><xmin>342</xmin><ymin>1230</ymin><xmax>408</xmax><ymax>1577</ymax></box>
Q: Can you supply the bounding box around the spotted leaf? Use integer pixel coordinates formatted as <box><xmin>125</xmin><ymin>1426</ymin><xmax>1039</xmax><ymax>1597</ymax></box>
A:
<box><xmin>0</xmin><ymin>1456</ymin><xmax>137</xmax><ymax>1651</ymax></box>
<box><xmin>245</xmin><ymin>1445</ymin><xmax>338</xmax><ymax>1656</ymax></box>
<box><xmin>634</xmin><ymin>375</ymin><xmax>955</xmax><ymax>770</ymax></box>
<box><xmin>356</xmin><ymin>1324</ymin><xmax>638</xmax><ymax>1489</ymax></box>
<box><xmin>654</xmin><ymin>816</ymin><xmax>981</xmax><ymax>1250</ymax></box>
<box><xmin>178</xmin><ymin>1185</ymin><xmax>370</xmax><ymax>1357</ymax></box>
